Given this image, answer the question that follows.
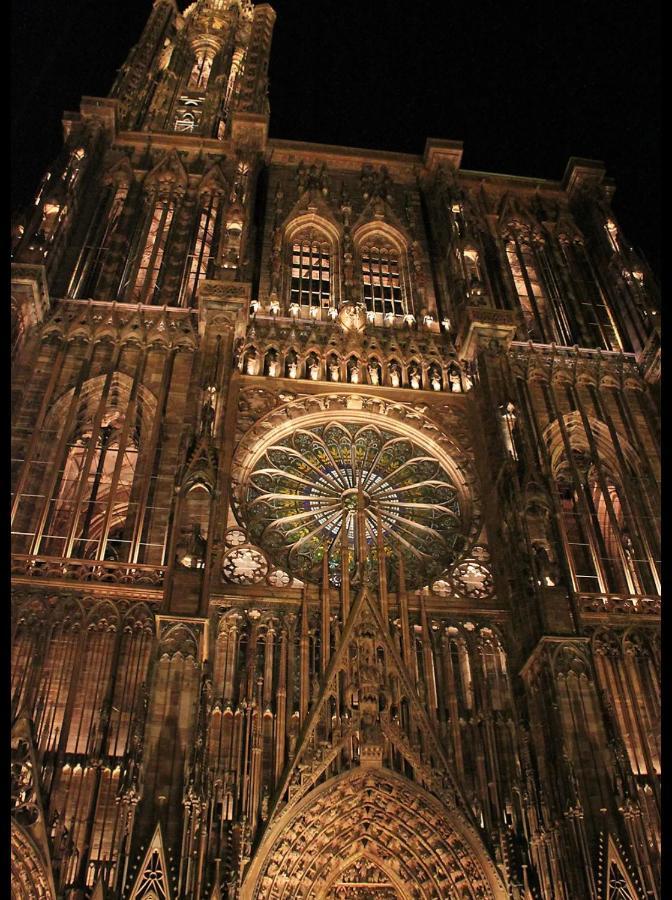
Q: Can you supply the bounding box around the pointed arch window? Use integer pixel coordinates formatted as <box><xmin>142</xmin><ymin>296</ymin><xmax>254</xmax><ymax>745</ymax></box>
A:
<box><xmin>290</xmin><ymin>232</ymin><xmax>332</xmax><ymax>311</ymax></box>
<box><xmin>39</xmin><ymin>201</ymin><xmax>65</xmax><ymax>245</ymax></box>
<box><xmin>69</xmin><ymin>180</ymin><xmax>129</xmax><ymax>299</ymax></box>
<box><xmin>361</xmin><ymin>242</ymin><xmax>404</xmax><ymax>317</ymax></box>
<box><xmin>547</xmin><ymin>420</ymin><xmax>659</xmax><ymax>597</ymax></box>
<box><xmin>181</xmin><ymin>193</ymin><xmax>221</xmax><ymax>307</ymax></box>
<box><xmin>19</xmin><ymin>373</ymin><xmax>158</xmax><ymax>563</ymax></box>
<box><xmin>559</xmin><ymin>238</ymin><xmax>623</xmax><ymax>351</ymax></box>
<box><xmin>41</xmin><ymin>409</ymin><xmax>141</xmax><ymax>561</ymax></box>
<box><xmin>131</xmin><ymin>197</ymin><xmax>175</xmax><ymax>303</ymax></box>
<box><xmin>64</xmin><ymin>146</ymin><xmax>86</xmax><ymax>190</ymax></box>
<box><xmin>188</xmin><ymin>46</ymin><xmax>215</xmax><ymax>90</ymax></box>
<box><xmin>505</xmin><ymin>233</ymin><xmax>551</xmax><ymax>341</ymax></box>
<box><xmin>461</xmin><ymin>246</ymin><xmax>484</xmax><ymax>300</ymax></box>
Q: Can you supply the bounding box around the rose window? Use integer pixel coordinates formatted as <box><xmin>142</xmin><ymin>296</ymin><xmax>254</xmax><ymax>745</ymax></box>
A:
<box><xmin>238</xmin><ymin>421</ymin><xmax>466</xmax><ymax>589</ymax></box>
<box><xmin>221</xmin><ymin>546</ymin><xmax>268</xmax><ymax>585</ymax></box>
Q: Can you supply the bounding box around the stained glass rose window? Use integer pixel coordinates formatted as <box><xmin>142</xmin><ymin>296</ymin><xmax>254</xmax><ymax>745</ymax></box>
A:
<box><xmin>237</xmin><ymin>421</ymin><xmax>466</xmax><ymax>589</ymax></box>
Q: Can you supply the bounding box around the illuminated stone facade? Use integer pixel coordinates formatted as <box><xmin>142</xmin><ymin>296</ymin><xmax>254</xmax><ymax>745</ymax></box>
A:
<box><xmin>11</xmin><ymin>2</ymin><xmax>660</xmax><ymax>898</ymax></box>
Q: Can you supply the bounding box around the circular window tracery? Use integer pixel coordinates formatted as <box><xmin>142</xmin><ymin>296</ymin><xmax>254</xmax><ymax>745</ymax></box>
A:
<box><xmin>238</xmin><ymin>421</ymin><xmax>467</xmax><ymax>589</ymax></box>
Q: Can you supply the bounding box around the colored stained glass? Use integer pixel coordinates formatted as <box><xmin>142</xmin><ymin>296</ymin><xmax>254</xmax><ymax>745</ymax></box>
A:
<box><xmin>241</xmin><ymin>422</ymin><xmax>465</xmax><ymax>588</ymax></box>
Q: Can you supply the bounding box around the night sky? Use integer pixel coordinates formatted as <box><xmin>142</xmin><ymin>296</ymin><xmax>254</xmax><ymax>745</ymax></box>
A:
<box><xmin>11</xmin><ymin>0</ymin><xmax>661</xmax><ymax>273</ymax></box>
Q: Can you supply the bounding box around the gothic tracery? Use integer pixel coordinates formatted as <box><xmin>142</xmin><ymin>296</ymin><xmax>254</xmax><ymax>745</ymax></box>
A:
<box><xmin>10</xmin><ymin>1</ymin><xmax>659</xmax><ymax>898</ymax></box>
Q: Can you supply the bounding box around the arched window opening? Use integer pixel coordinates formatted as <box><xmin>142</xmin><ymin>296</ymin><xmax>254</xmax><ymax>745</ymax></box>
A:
<box><xmin>560</xmin><ymin>239</ymin><xmax>623</xmax><ymax>351</ymax></box>
<box><xmin>188</xmin><ymin>46</ymin><xmax>215</xmax><ymax>90</ymax></box>
<box><xmin>70</xmin><ymin>181</ymin><xmax>129</xmax><ymax>299</ymax></box>
<box><xmin>290</xmin><ymin>235</ymin><xmax>332</xmax><ymax>311</ymax></box>
<box><xmin>361</xmin><ymin>243</ymin><xmax>404</xmax><ymax>317</ymax></box>
<box><xmin>224</xmin><ymin>48</ymin><xmax>245</xmax><ymax>118</ymax></box>
<box><xmin>450</xmin><ymin>202</ymin><xmax>466</xmax><ymax>239</ymax></box>
<box><xmin>232</xmin><ymin>160</ymin><xmax>250</xmax><ymax>205</ymax></box>
<box><xmin>181</xmin><ymin>194</ymin><xmax>220</xmax><ymax>307</ymax></box>
<box><xmin>131</xmin><ymin>198</ymin><xmax>175</xmax><ymax>303</ymax></box>
<box><xmin>222</xmin><ymin>217</ymin><xmax>243</xmax><ymax>273</ymax></box>
<box><xmin>40</xmin><ymin>201</ymin><xmax>64</xmax><ymax>243</ymax></box>
<box><xmin>536</xmin><ymin>244</ymin><xmax>575</xmax><ymax>345</ymax></box>
<box><xmin>24</xmin><ymin>373</ymin><xmax>158</xmax><ymax>564</ymax></box>
<box><xmin>551</xmin><ymin>431</ymin><xmax>657</xmax><ymax>597</ymax></box>
<box><xmin>463</xmin><ymin>247</ymin><xmax>483</xmax><ymax>298</ymax></box>
<box><xmin>42</xmin><ymin>406</ymin><xmax>141</xmax><ymax>561</ymax></box>
<box><xmin>65</xmin><ymin>147</ymin><xmax>86</xmax><ymax>190</ymax></box>
<box><xmin>605</xmin><ymin>219</ymin><xmax>620</xmax><ymax>253</ymax></box>
<box><xmin>505</xmin><ymin>235</ymin><xmax>550</xmax><ymax>341</ymax></box>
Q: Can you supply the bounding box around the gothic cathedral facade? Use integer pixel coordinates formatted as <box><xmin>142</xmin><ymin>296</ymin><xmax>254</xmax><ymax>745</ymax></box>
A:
<box><xmin>10</xmin><ymin>2</ymin><xmax>660</xmax><ymax>899</ymax></box>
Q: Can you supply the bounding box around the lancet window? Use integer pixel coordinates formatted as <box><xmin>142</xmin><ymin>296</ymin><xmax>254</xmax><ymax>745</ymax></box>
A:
<box><xmin>289</xmin><ymin>233</ymin><xmax>332</xmax><ymax>311</ymax></box>
<box><xmin>462</xmin><ymin>247</ymin><xmax>482</xmax><ymax>294</ymax></box>
<box><xmin>559</xmin><ymin>238</ymin><xmax>623</xmax><ymax>351</ymax></box>
<box><xmin>39</xmin><ymin>201</ymin><xmax>65</xmax><ymax>244</ymax></box>
<box><xmin>181</xmin><ymin>194</ymin><xmax>220</xmax><ymax>307</ymax></box>
<box><xmin>505</xmin><ymin>233</ymin><xmax>552</xmax><ymax>341</ymax></box>
<box><xmin>64</xmin><ymin>146</ymin><xmax>86</xmax><ymax>190</ymax></box>
<box><xmin>547</xmin><ymin>419</ymin><xmax>659</xmax><ymax>597</ymax></box>
<box><xmin>18</xmin><ymin>372</ymin><xmax>158</xmax><ymax>564</ymax></box>
<box><xmin>68</xmin><ymin>181</ymin><xmax>129</xmax><ymax>299</ymax></box>
<box><xmin>188</xmin><ymin>46</ymin><xmax>215</xmax><ymax>90</ymax></box>
<box><xmin>130</xmin><ymin>197</ymin><xmax>175</xmax><ymax>303</ymax></box>
<box><xmin>361</xmin><ymin>243</ymin><xmax>404</xmax><ymax>317</ymax></box>
<box><xmin>41</xmin><ymin>408</ymin><xmax>140</xmax><ymax>561</ymax></box>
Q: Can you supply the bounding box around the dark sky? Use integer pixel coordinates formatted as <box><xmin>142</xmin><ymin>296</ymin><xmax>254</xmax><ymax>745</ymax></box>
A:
<box><xmin>12</xmin><ymin>0</ymin><xmax>661</xmax><ymax>273</ymax></box>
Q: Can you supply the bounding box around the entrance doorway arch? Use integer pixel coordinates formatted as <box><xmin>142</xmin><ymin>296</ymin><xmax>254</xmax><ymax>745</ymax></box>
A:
<box><xmin>241</xmin><ymin>768</ymin><xmax>507</xmax><ymax>899</ymax></box>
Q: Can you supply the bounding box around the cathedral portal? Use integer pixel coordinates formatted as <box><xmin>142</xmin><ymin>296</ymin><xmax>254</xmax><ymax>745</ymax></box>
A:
<box><xmin>241</xmin><ymin>769</ymin><xmax>506</xmax><ymax>899</ymax></box>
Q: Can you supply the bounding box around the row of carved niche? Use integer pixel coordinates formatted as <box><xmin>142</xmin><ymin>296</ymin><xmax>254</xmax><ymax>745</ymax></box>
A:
<box><xmin>238</xmin><ymin>344</ymin><xmax>473</xmax><ymax>392</ymax></box>
<box><xmin>509</xmin><ymin>361</ymin><xmax>645</xmax><ymax>392</ymax></box>
<box><xmin>214</xmin><ymin>606</ymin><xmax>508</xmax><ymax>652</ymax></box>
<box><xmin>12</xmin><ymin>594</ymin><xmax>155</xmax><ymax>633</ymax></box>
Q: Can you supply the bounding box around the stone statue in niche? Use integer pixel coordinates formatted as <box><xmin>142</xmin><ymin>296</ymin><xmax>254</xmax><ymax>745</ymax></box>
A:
<box><xmin>329</xmin><ymin>360</ymin><xmax>340</xmax><ymax>382</ymax></box>
<box><xmin>368</xmin><ymin>362</ymin><xmax>381</xmax><ymax>385</ymax></box>
<box><xmin>308</xmin><ymin>357</ymin><xmax>319</xmax><ymax>381</ymax></box>
<box><xmin>532</xmin><ymin>540</ymin><xmax>560</xmax><ymax>587</ymax></box>
<box><xmin>199</xmin><ymin>391</ymin><xmax>216</xmax><ymax>437</ymax></box>
<box><xmin>245</xmin><ymin>348</ymin><xmax>259</xmax><ymax>375</ymax></box>
<box><xmin>267</xmin><ymin>351</ymin><xmax>280</xmax><ymax>377</ymax></box>
<box><xmin>389</xmin><ymin>364</ymin><xmax>401</xmax><ymax>387</ymax></box>
<box><xmin>176</xmin><ymin>524</ymin><xmax>207</xmax><ymax>569</ymax></box>
<box><xmin>449</xmin><ymin>366</ymin><xmax>462</xmax><ymax>392</ymax></box>
<box><xmin>409</xmin><ymin>366</ymin><xmax>421</xmax><ymax>389</ymax></box>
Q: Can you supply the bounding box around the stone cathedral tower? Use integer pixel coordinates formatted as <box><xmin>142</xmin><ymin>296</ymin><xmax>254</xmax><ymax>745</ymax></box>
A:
<box><xmin>10</xmin><ymin>1</ymin><xmax>660</xmax><ymax>898</ymax></box>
